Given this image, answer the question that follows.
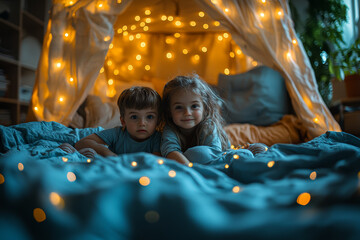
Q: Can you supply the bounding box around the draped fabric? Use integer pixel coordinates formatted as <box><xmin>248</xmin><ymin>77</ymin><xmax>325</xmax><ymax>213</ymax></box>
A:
<box><xmin>194</xmin><ymin>0</ymin><xmax>341</xmax><ymax>138</ymax></box>
<box><xmin>31</xmin><ymin>0</ymin><xmax>133</xmax><ymax>125</ymax></box>
<box><xmin>30</xmin><ymin>0</ymin><xmax>341</xmax><ymax>139</ymax></box>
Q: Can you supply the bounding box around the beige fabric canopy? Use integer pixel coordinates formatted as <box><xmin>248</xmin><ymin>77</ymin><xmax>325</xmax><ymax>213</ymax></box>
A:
<box><xmin>30</xmin><ymin>0</ymin><xmax>341</xmax><ymax>139</ymax></box>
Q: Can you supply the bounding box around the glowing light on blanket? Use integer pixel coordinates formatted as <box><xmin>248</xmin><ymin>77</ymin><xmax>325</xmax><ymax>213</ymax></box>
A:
<box><xmin>310</xmin><ymin>171</ymin><xmax>317</xmax><ymax>180</ymax></box>
<box><xmin>33</xmin><ymin>208</ymin><xmax>46</xmax><ymax>222</ymax></box>
<box><xmin>0</xmin><ymin>173</ymin><xmax>4</xmax><ymax>184</ymax></box>
<box><xmin>232</xmin><ymin>186</ymin><xmax>241</xmax><ymax>193</ymax></box>
<box><xmin>131</xmin><ymin>161</ymin><xmax>138</xmax><ymax>167</ymax></box>
<box><xmin>233</xmin><ymin>154</ymin><xmax>239</xmax><ymax>159</ymax></box>
<box><xmin>139</xmin><ymin>176</ymin><xmax>150</xmax><ymax>186</ymax></box>
<box><xmin>267</xmin><ymin>161</ymin><xmax>275</xmax><ymax>168</ymax></box>
<box><xmin>62</xmin><ymin>157</ymin><xmax>68</xmax><ymax>162</ymax></box>
<box><xmin>224</xmin><ymin>164</ymin><xmax>229</xmax><ymax>169</ymax></box>
<box><xmin>67</xmin><ymin>172</ymin><xmax>76</xmax><ymax>182</ymax></box>
<box><xmin>188</xmin><ymin>162</ymin><xmax>193</xmax><ymax>167</ymax></box>
<box><xmin>50</xmin><ymin>192</ymin><xmax>65</xmax><ymax>209</ymax></box>
<box><xmin>158</xmin><ymin>159</ymin><xmax>164</xmax><ymax>165</ymax></box>
<box><xmin>297</xmin><ymin>192</ymin><xmax>311</xmax><ymax>206</ymax></box>
<box><xmin>168</xmin><ymin>170</ymin><xmax>176</xmax><ymax>178</ymax></box>
<box><xmin>18</xmin><ymin>163</ymin><xmax>24</xmax><ymax>171</ymax></box>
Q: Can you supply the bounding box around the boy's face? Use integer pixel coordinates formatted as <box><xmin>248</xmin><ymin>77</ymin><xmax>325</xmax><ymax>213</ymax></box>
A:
<box><xmin>120</xmin><ymin>107</ymin><xmax>158</xmax><ymax>142</ymax></box>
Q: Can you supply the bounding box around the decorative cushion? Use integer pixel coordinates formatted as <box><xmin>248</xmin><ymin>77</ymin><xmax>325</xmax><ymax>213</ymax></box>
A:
<box><xmin>217</xmin><ymin>66</ymin><xmax>292</xmax><ymax>126</ymax></box>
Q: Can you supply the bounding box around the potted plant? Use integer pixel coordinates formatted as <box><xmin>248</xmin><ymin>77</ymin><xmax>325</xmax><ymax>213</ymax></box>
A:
<box><xmin>329</xmin><ymin>38</ymin><xmax>360</xmax><ymax>98</ymax></box>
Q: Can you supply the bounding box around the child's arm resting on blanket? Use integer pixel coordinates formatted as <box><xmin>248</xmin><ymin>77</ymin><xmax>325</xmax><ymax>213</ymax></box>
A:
<box><xmin>75</xmin><ymin>134</ymin><xmax>117</xmax><ymax>157</ymax></box>
<box><xmin>166</xmin><ymin>151</ymin><xmax>190</xmax><ymax>165</ymax></box>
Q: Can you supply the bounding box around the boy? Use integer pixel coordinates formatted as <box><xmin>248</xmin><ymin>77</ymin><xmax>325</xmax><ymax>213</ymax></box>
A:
<box><xmin>60</xmin><ymin>86</ymin><xmax>162</xmax><ymax>158</ymax></box>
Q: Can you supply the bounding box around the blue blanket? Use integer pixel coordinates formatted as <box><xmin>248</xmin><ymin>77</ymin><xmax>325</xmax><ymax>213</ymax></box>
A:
<box><xmin>1</xmin><ymin>121</ymin><xmax>360</xmax><ymax>239</ymax></box>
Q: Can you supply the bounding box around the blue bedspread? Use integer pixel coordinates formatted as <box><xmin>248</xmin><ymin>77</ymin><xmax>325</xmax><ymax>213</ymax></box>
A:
<box><xmin>1</xmin><ymin>121</ymin><xmax>360</xmax><ymax>239</ymax></box>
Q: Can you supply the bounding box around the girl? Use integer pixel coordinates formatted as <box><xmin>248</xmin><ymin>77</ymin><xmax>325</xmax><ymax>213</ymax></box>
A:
<box><xmin>160</xmin><ymin>75</ymin><xmax>229</xmax><ymax>165</ymax></box>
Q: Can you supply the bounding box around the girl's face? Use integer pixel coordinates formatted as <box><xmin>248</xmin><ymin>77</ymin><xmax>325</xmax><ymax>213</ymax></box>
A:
<box><xmin>170</xmin><ymin>90</ymin><xmax>204</xmax><ymax>131</ymax></box>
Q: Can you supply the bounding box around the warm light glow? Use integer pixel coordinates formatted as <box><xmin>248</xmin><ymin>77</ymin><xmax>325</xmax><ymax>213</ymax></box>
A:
<box><xmin>145</xmin><ymin>18</ymin><xmax>151</xmax><ymax>24</ymax></box>
<box><xmin>292</xmin><ymin>39</ymin><xmax>297</xmax><ymax>45</ymax></box>
<box><xmin>117</xmin><ymin>0</ymin><xmax>121</xmax><ymax>3</ymax></box>
<box><xmin>231</xmin><ymin>145</ymin><xmax>235</xmax><ymax>149</ymax></box>
<box><xmin>158</xmin><ymin>159</ymin><xmax>164</xmax><ymax>164</ymax></box>
<box><xmin>168</xmin><ymin>16</ymin><xmax>174</xmax><ymax>21</ymax></box>
<box><xmin>56</xmin><ymin>62</ymin><xmax>62</xmax><ymax>68</ymax></box>
<box><xmin>161</xmin><ymin>15</ymin><xmax>167</xmax><ymax>21</ymax></box>
<box><xmin>109</xmin><ymin>43</ymin><xmax>114</xmax><ymax>49</ymax></box>
<box><xmin>67</xmin><ymin>172</ymin><xmax>76</xmax><ymax>182</ymax></box>
<box><xmin>107</xmin><ymin>60</ymin><xmax>113</xmax><ymax>66</ymax></box>
<box><xmin>100</xmin><ymin>67</ymin><xmax>104</xmax><ymax>73</ymax></box>
<box><xmin>278</xmin><ymin>11</ymin><xmax>283</xmax><ymax>16</ymax></box>
<box><xmin>128</xmin><ymin>65</ymin><xmax>134</xmax><ymax>70</ymax></box>
<box><xmin>145</xmin><ymin>9</ymin><xmax>151</xmax><ymax>15</ymax></box>
<box><xmin>188</xmin><ymin>162</ymin><xmax>193</xmax><ymax>167</ymax></box>
<box><xmin>313</xmin><ymin>117</ymin><xmax>319</xmax><ymax>123</ymax></box>
<box><xmin>174</xmin><ymin>33</ymin><xmax>181</xmax><ymax>38</ymax></box>
<box><xmin>190</xmin><ymin>21</ymin><xmax>196</xmax><ymax>27</ymax></box>
<box><xmin>224</xmin><ymin>8</ymin><xmax>229</xmax><ymax>12</ymax></box>
<box><xmin>140</xmin><ymin>22</ymin><xmax>145</xmax><ymax>27</ymax></box>
<box><xmin>193</xmin><ymin>54</ymin><xmax>200</xmax><ymax>61</ymax></box>
<box><xmin>34</xmin><ymin>106</ymin><xmax>39</xmax><ymax>111</ymax></box>
<box><xmin>117</xmin><ymin>28</ymin><xmax>123</xmax><ymax>34</ymax></box>
<box><xmin>104</xmin><ymin>36</ymin><xmax>111</xmax><ymax>42</ymax></box>
<box><xmin>136</xmin><ymin>54</ymin><xmax>142</xmax><ymax>60</ymax></box>
<box><xmin>69</xmin><ymin>77</ymin><xmax>74</xmax><ymax>83</ymax></box>
<box><xmin>201</xmin><ymin>47</ymin><xmax>207</xmax><ymax>52</ymax></box>
<box><xmin>224</xmin><ymin>68</ymin><xmax>230</xmax><ymax>75</ymax></box>
<box><xmin>166</xmin><ymin>37</ymin><xmax>175</xmax><ymax>44</ymax></box>
<box><xmin>232</xmin><ymin>186</ymin><xmax>241</xmax><ymax>193</ymax></box>
<box><xmin>59</xmin><ymin>97</ymin><xmax>64</xmax><ymax>102</ymax></box>
<box><xmin>108</xmin><ymin>79</ymin><xmax>114</xmax><ymax>85</ymax></box>
<box><xmin>0</xmin><ymin>173</ymin><xmax>4</xmax><ymax>184</ymax></box>
<box><xmin>229</xmin><ymin>52</ymin><xmax>235</xmax><ymax>58</ymax></box>
<box><xmin>64</xmin><ymin>32</ymin><xmax>69</xmax><ymax>38</ymax></box>
<box><xmin>214</xmin><ymin>21</ymin><xmax>220</xmax><ymax>26</ymax></box>
<box><xmin>225</xmin><ymin>164</ymin><xmax>229</xmax><ymax>169</ymax></box>
<box><xmin>166</xmin><ymin>52</ymin><xmax>173</xmax><ymax>59</ymax></box>
<box><xmin>175</xmin><ymin>20</ymin><xmax>182</xmax><ymax>26</ymax></box>
<box><xmin>98</xmin><ymin>3</ymin><xmax>103</xmax><ymax>8</ymax></box>
<box><xmin>310</xmin><ymin>171</ymin><xmax>317</xmax><ymax>180</ymax></box>
<box><xmin>262</xmin><ymin>0</ymin><xmax>266</xmax><ymax>3</ymax></box>
<box><xmin>297</xmin><ymin>192</ymin><xmax>311</xmax><ymax>206</ymax></box>
<box><xmin>131</xmin><ymin>161</ymin><xmax>137</xmax><ymax>167</ymax></box>
<box><xmin>217</xmin><ymin>35</ymin><xmax>223</xmax><ymax>41</ymax></box>
<box><xmin>114</xmin><ymin>69</ymin><xmax>119</xmax><ymax>75</ymax></box>
<box><xmin>18</xmin><ymin>163</ymin><xmax>24</xmax><ymax>171</ymax></box>
<box><xmin>140</xmin><ymin>42</ymin><xmax>146</xmax><ymax>47</ymax></box>
<box><xmin>233</xmin><ymin>154</ymin><xmax>239</xmax><ymax>159</ymax></box>
<box><xmin>87</xmin><ymin>159</ymin><xmax>91</xmax><ymax>163</ymax></box>
<box><xmin>136</xmin><ymin>33</ymin><xmax>141</xmax><ymax>39</ymax></box>
<box><xmin>122</xmin><ymin>25</ymin><xmax>128</xmax><ymax>30</ymax></box>
<box><xmin>223</xmin><ymin>33</ymin><xmax>229</xmax><ymax>38</ymax></box>
<box><xmin>131</xmin><ymin>25</ymin><xmax>136</xmax><ymax>30</ymax></box>
<box><xmin>182</xmin><ymin>49</ymin><xmax>188</xmax><ymax>54</ymax></box>
<box><xmin>135</xmin><ymin>15</ymin><xmax>140</xmax><ymax>21</ymax></box>
<box><xmin>139</xmin><ymin>176</ymin><xmax>150</xmax><ymax>186</ymax></box>
<box><xmin>50</xmin><ymin>192</ymin><xmax>62</xmax><ymax>206</ymax></box>
<box><xmin>252</xmin><ymin>61</ymin><xmax>258</xmax><ymax>67</ymax></box>
<box><xmin>145</xmin><ymin>65</ymin><xmax>151</xmax><ymax>71</ymax></box>
<box><xmin>168</xmin><ymin>170</ymin><xmax>176</xmax><ymax>178</ymax></box>
<box><xmin>260</xmin><ymin>12</ymin><xmax>265</xmax><ymax>18</ymax></box>
<box><xmin>129</xmin><ymin>35</ymin><xmax>134</xmax><ymax>41</ymax></box>
<box><xmin>198</xmin><ymin>11</ymin><xmax>205</xmax><ymax>17</ymax></box>
<box><xmin>203</xmin><ymin>24</ymin><xmax>209</xmax><ymax>29</ymax></box>
<box><xmin>62</xmin><ymin>157</ymin><xmax>68</xmax><ymax>162</ymax></box>
<box><xmin>143</xmin><ymin>26</ymin><xmax>149</xmax><ymax>31</ymax></box>
<box><xmin>267</xmin><ymin>161</ymin><xmax>275</xmax><ymax>168</ymax></box>
<box><xmin>33</xmin><ymin>208</ymin><xmax>46</xmax><ymax>222</ymax></box>
<box><xmin>236</xmin><ymin>49</ymin><xmax>242</xmax><ymax>55</ymax></box>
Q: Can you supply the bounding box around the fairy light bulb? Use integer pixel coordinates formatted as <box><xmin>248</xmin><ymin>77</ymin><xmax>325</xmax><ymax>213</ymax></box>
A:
<box><xmin>174</xmin><ymin>33</ymin><xmax>181</xmax><ymax>38</ymax></box>
<box><xmin>313</xmin><ymin>117</ymin><xmax>319</xmax><ymax>123</ymax></box>
<box><xmin>128</xmin><ymin>65</ymin><xmax>134</xmax><ymax>70</ymax></box>
<box><xmin>117</xmin><ymin>28</ymin><xmax>123</xmax><ymax>34</ymax></box>
<box><xmin>100</xmin><ymin>67</ymin><xmax>104</xmax><ymax>73</ymax></box>
<box><xmin>292</xmin><ymin>39</ymin><xmax>297</xmax><ymax>45</ymax></box>
<box><xmin>190</xmin><ymin>21</ymin><xmax>196</xmax><ymax>27</ymax></box>
<box><xmin>223</xmin><ymin>33</ymin><xmax>229</xmax><ymax>38</ymax></box>
<box><xmin>198</xmin><ymin>11</ymin><xmax>205</xmax><ymax>17</ymax></box>
<box><xmin>201</xmin><ymin>47</ymin><xmax>207</xmax><ymax>52</ymax></box>
<box><xmin>217</xmin><ymin>35</ymin><xmax>223</xmax><ymax>41</ymax></box>
<box><xmin>140</xmin><ymin>42</ymin><xmax>146</xmax><ymax>47</ymax></box>
<box><xmin>203</xmin><ymin>24</ymin><xmax>209</xmax><ymax>29</ymax></box>
<box><xmin>129</xmin><ymin>35</ymin><xmax>134</xmax><ymax>41</ymax></box>
<box><xmin>166</xmin><ymin>52</ymin><xmax>173</xmax><ymax>59</ymax></box>
<box><xmin>224</xmin><ymin>8</ymin><xmax>229</xmax><ymax>13</ymax></box>
<box><xmin>168</xmin><ymin>16</ymin><xmax>174</xmax><ymax>21</ymax></box>
<box><xmin>131</xmin><ymin>25</ymin><xmax>136</xmax><ymax>30</ymax></box>
<box><xmin>143</xmin><ymin>26</ymin><xmax>149</xmax><ymax>31</ymax></box>
<box><xmin>69</xmin><ymin>77</ymin><xmax>74</xmax><ymax>83</ymax></box>
<box><xmin>56</xmin><ymin>62</ymin><xmax>61</xmax><ymax>68</ymax></box>
<box><xmin>161</xmin><ymin>15</ymin><xmax>167</xmax><ymax>21</ymax></box>
<box><xmin>114</xmin><ymin>69</ymin><xmax>119</xmax><ymax>75</ymax></box>
<box><xmin>145</xmin><ymin>9</ymin><xmax>151</xmax><ymax>15</ymax></box>
<box><xmin>229</xmin><ymin>52</ymin><xmax>235</xmax><ymax>58</ymax></box>
<box><xmin>260</xmin><ymin>12</ymin><xmax>265</xmax><ymax>18</ymax></box>
<box><xmin>131</xmin><ymin>161</ymin><xmax>137</xmax><ymax>167</ymax></box>
<box><xmin>108</xmin><ymin>79</ymin><xmax>114</xmax><ymax>85</ymax></box>
<box><xmin>136</xmin><ymin>54</ymin><xmax>141</xmax><ymax>60</ymax></box>
<box><xmin>136</xmin><ymin>33</ymin><xmax>141</xmax><ymax>39</ymax></box>
<box><xmin>104</xmin><ymin>36</ymin><xmax>111</xmax><ymax>42</ymax></box>
<box><xmin>214</xmin><ymin>21</ymin><xmax>220</xmax><ymax>26</ymax></box>
<box><xmin>182</xmin><ymin>49</ymin><xmax>188</xmax><ymax>54</ymax></box>
<box><xmin>109</xmin><ymin>43</ymin><xmax>113</xmax><ymax>49</ymax></box>
<box><xmin>175</xmin><ymin>20</ymin><xmax>181</xmax><ymax>26</ymax></box>
<box><xmin>145</xmin><ymin>18</ymin><xmax>151</xmax><ymax>23</ymax></box>
<box><xmin>59</xmin><ymin>97</ymin><xmax>64</xmax><ymax>102</ymax></box>
<box><xmin>145</xmin><ymin>65</ymin><xmax>151</xmax><ymax>71</ymax></box>
<box><xmin>224</xmin><ymin>68</ymin><xmax>230</xmax><ymax>75</ymax></box>
<box><xmin>135</xmin><ymin>16</ymin><xmax>140</xmax><ymax>21</ymax></box>
<box><xmin>34</xmin><ymin>106</ymin><xmax>38</xmax><ymax>111</ymax></box>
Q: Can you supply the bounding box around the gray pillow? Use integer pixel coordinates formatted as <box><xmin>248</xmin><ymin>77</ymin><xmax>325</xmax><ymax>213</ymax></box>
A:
<box><xmin>217</xmin><ymin>66</ymin><xmax>292</xmax><ymax>126</ymax></box>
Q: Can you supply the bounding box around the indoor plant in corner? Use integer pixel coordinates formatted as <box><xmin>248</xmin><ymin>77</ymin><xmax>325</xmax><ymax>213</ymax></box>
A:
<box><xmin>329</xmin><ymin>38</ymin><xmax>360</xmax><ymax>98</ymax></box>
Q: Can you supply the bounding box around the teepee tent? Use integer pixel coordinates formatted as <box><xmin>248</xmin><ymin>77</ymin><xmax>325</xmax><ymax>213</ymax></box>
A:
<box><xmin>29</xmin><ymin>0</ymin><xmax>341</xmax><ymax>139</ymax></box>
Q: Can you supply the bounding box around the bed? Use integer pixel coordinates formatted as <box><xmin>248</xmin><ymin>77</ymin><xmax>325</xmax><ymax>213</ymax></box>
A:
<box><xmin>1</xmin><ymin>121</ymin><xmax>360</xmax><ymax>239</ymax></box>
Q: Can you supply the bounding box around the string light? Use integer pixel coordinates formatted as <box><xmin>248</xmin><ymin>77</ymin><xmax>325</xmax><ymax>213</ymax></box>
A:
<box><xmin>224</xmin><ymin>8</ymin><xmax>229</xmax><ymax>13</ymax></box>
<box><xmin>34</xmin><ymin>106</ymin><xmax>39</xmax><ymax>111</ymax></box>
<box><xmin>168</xmin><ymin>16</ymin><xmax>174</xmax><ymax>21</ymax></box>
<box><xmin>59</xmin><ymin>97</ymin><xmax>64</xmax><ymax>102</ymax></box>
<box><xmin>143</xmin><ymin>26</ymin><xmax>149</xmax><ymax>31</ymax></box>
<box><xmin>136</xmin><ymin>54</ymin><xmax>142</xmax><ymax>60</ymax></box>
<box><xmin>188</xmin><ymin>162</ymin><xmax>193</xmax><ymax>167</ymax></box>
<box><xmin>134</xmin><ymin>16</ymin><xmax>140</xmax><ymax>21</ymax></box>
<box><xmin>223</xmin><ymin>33</ymin><xmax>229</xmax><ymax>38</ymax></box>
<box><xmin>145</xmin><ymin>18</ymin><xmax>151</xmax><ymax>23</ymax></box>
<box><xmin>201</xmin><ymin>47</ymin><xmax>207</xmax><ymax>52</ymax></box>
<box><xmin>168</xmin><ymin>170</ymin><xmax>176</xmax><ymax>177</ymax></box>
<box><xmin>140</xmin><ymin>42</ymin><xmax>146</xmax><ymax>47</ymax></box>
<box><xmin>175</xmin><ymin>20</ymin><xmax>182</xmax><ymax>26</ymax></box>
<box><xmin>214</xmin><ymin>21</ymin><xmax>220</xmax><ymax>26</ymax></box>
<box><xmin>33</xmin><ymin>208</ymin><xmax>46</xmax><ymax>222</ymax></box>
<box><xmin>67</xmin><ymin>172</ymin><xmax>76</xmax><ymax>182</ymax></box>
<box><xmin>158</xmin><ymin>159</ymin><xmax>164</xmax><ymax>164</ymax></box>
<box><xmin>224</xmin><ymin>68</ymin><xmax>230</xmax><ymax>75</ymax></box>
<box><xmin>145</xmin><ymin>9</ymin><xmax>151</xmax><ymax>15</ymax></box>
<box><xmin>62</xmin><ymin>157</ymin><xmax>68</xmax><ymax>162</ymax></box>
<box><xmin>313</xmin><ymin>117</ymin><xmax>319</xmax><ymax>123</ymax></box>
<box><xmin>203</xmin><ymin>24</ymin><xmax>209</xmax><ymax>29</ymax></box>
<box><xmin>182</xmin><ymin>49</ymin><xmax>188</xmax><ymax>54</ymax></box>
<box><xmin>131</xmin><ymin>25</ymin><xmax>136</xmax><ymax>30</ymax></box>
<box><xmin>174</xmin><ymin>33</ymin><xmax>181</xmax><ymax>38</ymax></box>
<box><xmin>140</xmin><ymin>22</ymin><xmax>145</xmax><ymax>27</ymax></box>
<box><xmin>310</xmin><ymin>171</ymin><xmax>317</xmax><ymax>180</ymax></box>
<box><xmin>232</xmin><ymin>186</ymin><xmax>241</xmax><ymax>193</ymax></box>
<box><xmin>198</xmin><ymin>11</ymin><xmax>205</xmax><ymax>17</ymax></box>
<box><xmin>139</xmin><ymin>176</ymin><xmax>150</xmax><ymax>186</ymax></box>
<box><xmin>145</xmin><ymin>65</ymin><xmax>151</xmax><ymax>71</ymax></box>
<box><xmin>297</xmin><ymin>192</ymin><xmax>311</xmax><ymax>206</ymax></box>
<box><xmin>224</xmin><ymin>164</ymin><xmax>229</xmax><ymax>169</ymax></box>
<box><xmin>190</xmin><ymin>21</ymin><xmax>196</xmax><ymax>27</ymax></box>
<box><xmin>166</xmin><ymin>52</ymin><xmax>173</xmax><ymax>59</ymax></box>
<box><xmin>292</xmin><ymin>39</ymin><xmax>297</xmax><ymax>45</ymax></box>
<box><xmin>108</xmin><ymin>79</ymin><xmax>114</xmax><ymax>85</ymax></box>
<box><xmin>131</xmin><ymin>161</ymin><xmax>137</xmax><ymax>167</ymax></box>
<box><xmin>267</xmin><ymin>161</ymin><xmax>275</xmax><ymax>168</ymax></box>
<box><xmin>100</xmin><ymin>67</ymin><xmax>104</xmax><ymax>73</ymax></box>
<box><xmin>128</xmin><ymin>65</ymin><xmax>134</xmax><ymax>70</ymax></box>
<box><xmin>230</xmin><ymin>52</ymin><xmax>235</xmax><ymax>58</ymax></box>
<box><xmin>114</xmin><ymin>69</ymin><xmax>119</xmax><ymax>75</ymax></box>
<box><xmin>161</xmin><ymin>15</ymin><xmax>167</xmax><ymax>21</ymax></box>
<box><xmin>18</xmin><ymin>163</ymin><xmax>24</xmax><ymax>171</ymax></box>
<box><xmin>109</xmin><ymin>43</ymin><xmax>113</xmax><ymax>49</ymax></box>
<box><xmin>217</xmin><ymin>35</ymin><xmax>223</xmax><ymax>41</ymax></box>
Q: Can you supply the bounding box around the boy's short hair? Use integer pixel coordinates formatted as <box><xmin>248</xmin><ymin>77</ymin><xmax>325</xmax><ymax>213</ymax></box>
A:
<box><xmin>117</xmin><ymin>86</ymin><xmax>161</xmax><ymax>118</ymax></box>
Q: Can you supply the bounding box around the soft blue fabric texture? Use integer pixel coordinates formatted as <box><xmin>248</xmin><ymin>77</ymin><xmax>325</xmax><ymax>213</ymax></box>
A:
<box><xmin>160</xmin><ymin>125</ymin><xmax>223</xmax><ymax>163</ymax></box>
<box><xmin>96</xmin><ymin>127</ymin><xmax>161</xmax><ymax>154</ymax></box>
<box><xmin>217</xmin><ymin>66</ymin><xmax>292</xmax><ymax>125</ymax></box>
<box><xmin>1</xmin><ymin>122</ymin><xmax>360</xmax><ymax>239</ymax></box>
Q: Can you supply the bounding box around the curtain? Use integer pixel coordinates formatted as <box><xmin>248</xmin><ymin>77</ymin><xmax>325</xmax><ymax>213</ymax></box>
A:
<box><xmin>195</xmin><ymin>0</ymin><xmax>341</xmax><ymax>139</ymax></box>
<box><xmin>30</xmin><ymin>0</ymin><xmax>133</xmax><ymax>125</ymax></box>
